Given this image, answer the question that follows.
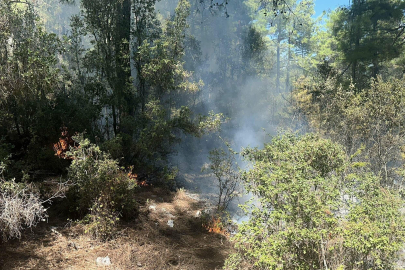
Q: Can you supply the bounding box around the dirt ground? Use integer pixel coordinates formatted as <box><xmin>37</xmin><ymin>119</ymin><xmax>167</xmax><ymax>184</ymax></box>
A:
<box><xmin>0</xmin><ymin>187</ymin><xmax>233</xmax><ymax>270</ymax></box>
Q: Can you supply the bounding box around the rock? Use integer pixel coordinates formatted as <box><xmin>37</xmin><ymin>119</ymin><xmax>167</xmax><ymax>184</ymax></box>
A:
<box><xmin>96</xmin><ymin>256</ymin><xmax>111</xmax><ymax>266</ymax></box>
<box><xmin>137</xmin><ymin>262</ymin><xmax>143</xmax><ymax>267</ymax></box>
<box><xmin>167</xmin><ymin>219</ymin><xmax>174</xmax><ymax>228</ymax></box>
<box><xmin>50</xmin><ymin>226</ymin><xmax>61</xmax><ymax>236</ymax></box>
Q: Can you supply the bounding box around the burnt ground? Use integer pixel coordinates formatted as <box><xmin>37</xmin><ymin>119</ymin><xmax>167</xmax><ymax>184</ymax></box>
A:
<box><xmin>0</xmin><ymin>187</ymin><xmax>233</xmax><ymax>270</ymax></box>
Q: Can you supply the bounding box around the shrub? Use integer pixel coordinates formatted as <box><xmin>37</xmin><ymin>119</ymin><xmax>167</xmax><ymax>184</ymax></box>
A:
<box><xmin>101</xmin><ymin>135</ymin><xmax>124</xmax><ymax>161</ymax></box>
<box><xmin>225</xmin><ymin>133</ymin><xmax>405</xmax><ymax>270</ymax></box>
<box><xmin>84</xmin><ymin>194</ymin><xmax>120</xmax><ymax>241</ymax></box>
<box><xmin>293</xmin><ymin>76</ymin><xmax>405</xmax><ymax>188</ymax></box>
<box><xmin>66</xmin><ymin>135</ymin><xmax>138</xmax><ymax>239</ymax></box>
<box><xmin>202</xmin><ymin>142</ymin><xmax>241</xmax><ymax>213</ymax></box>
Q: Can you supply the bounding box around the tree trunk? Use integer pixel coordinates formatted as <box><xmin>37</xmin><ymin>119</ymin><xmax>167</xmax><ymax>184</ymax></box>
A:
<box><xmin>285</xmin><ymin>32</ymin><xmax>291</xmax><ymax>94</ymax></box>
<box><xmin>276</xmin><ymin>39</ymin><xmax>280</xmax><ymax>94</ymax></box>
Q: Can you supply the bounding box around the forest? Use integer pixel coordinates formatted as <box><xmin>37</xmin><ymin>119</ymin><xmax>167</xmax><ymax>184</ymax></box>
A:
<box><xmin>2</xmin><ymin>0</ymin><xmax>405</xmax><ymax>269</ymax></box>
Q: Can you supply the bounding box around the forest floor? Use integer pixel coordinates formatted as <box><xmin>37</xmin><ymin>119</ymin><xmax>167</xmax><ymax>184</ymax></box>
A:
<box><xmin>0</xmin><ymin>186</ymin><xmax>233</xmax><ymax>270</ymax></box>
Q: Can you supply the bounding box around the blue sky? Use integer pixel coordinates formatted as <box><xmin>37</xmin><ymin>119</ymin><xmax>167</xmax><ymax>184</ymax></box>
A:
<box><xmin>314</xmin><ymin>0</ymin><xmax>351</xmax><ymax>16</ymax></box>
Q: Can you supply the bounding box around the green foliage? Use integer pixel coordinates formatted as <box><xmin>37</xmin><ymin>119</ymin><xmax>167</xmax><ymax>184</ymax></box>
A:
<box><xmin>101</xmin><ymin>135</ymin><xmax>125</xmax><ymax>161</ymax></box>
<box><xmin>242</xmin><ymin>26</ymin><xmax>267</xmax><ymax>76</ymax></box>
<box><xmin>0</xmin><ymin>2</ymin><xmax>63</xmax><ymax>154</ymax></box>
<box><xmin>0</xmin><ymin>139</ymin><xmax>12</xmax><ymax>162</ymax></box>
<box><xmin>246</xmin><ymin>0</ymin><xmax>317</xmax><ymax>92</ymax></box>
<box><xmin>78</xmin><ymin>0</ymin><xmax>133</xmax><ymax>137</ymax></box>
<box><xmin>84</xmin><ymin>194</ymin><xmax>120</xmax><ymax>241</ymax></box>
<box><xmin>293</xmin><ymin>76</ymin><xmax>405</xmax><ymax>188</ymax></box>
<box><xmin>332</xmin><ymin>0</ymin><xmax>405</xmax><ymax>86</ymax></box>
<box><xmin>130</xmin><ymin>100</ymin><xmax>198</xmax><ymax>172</ymax></box>
<box><xmin>66</xmin><ymin>135</ymin><xmax>138</xmax><ymax>239</ymax></box>
<box><xmin>138</xmin><ymin>0</ymin><xmax>202</xmax><ymax>105</ymax></box>
<box><xmin>26</xmin><ymin>140</ymin><xmax>66</xmax><ymax>173</ymax></box>
<box><xmin>341</xmin><ymin>173</ymin><xmax>405</xmax><ymax>269</ymax></box>
<box><xmin>225</xmin><ymin>133</ymin><xmax>405</xmax><ymax>270</ymax></box>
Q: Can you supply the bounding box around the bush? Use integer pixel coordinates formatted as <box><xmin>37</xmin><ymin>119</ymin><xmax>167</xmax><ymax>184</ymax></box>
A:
<box><xmin>66</xmin><ymin>135</ymin><xmax>138</xmax><ymax>240</ymax></box>
<box><xmin>202</xmin><ymin>142</ymin><xmax>241</xmax><ymax>213</ymax></box>
<box><xmin>84</xmin><ymin>194</ymin><xmax>120</xmax><ymax>241</ymax></box>
<box><xmin>0</xmin><ymin>162</ymin><xmax>47</xmax><ymax>241</ymax></box>
<box><xmin>101</xmin><ymin>135</ymin><xmax>125</xmax><ymax>161</ymax></box>
<box><xmin>225</xmin><ymin>133</ymin><xmax>405</xmax><ymax>270</ymax></box>
<box><xmin>293</xmin><ymin>76</ymin><xmax>405</xmax><ymax>188</ymax></box>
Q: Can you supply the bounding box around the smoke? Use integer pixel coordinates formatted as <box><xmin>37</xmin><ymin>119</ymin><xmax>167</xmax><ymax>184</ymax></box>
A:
<box><xmin>51</xmin><ymin>0</ymin><xmax>284</xmax><ymax>216</ymax></box>
<box><xmin>156</xmin><ymin>0</ymin><xmax>288</xmax><ymax>217</ymax></box>
<box><xmin>36</xmin><ymin>0</ymin><xmax>80</xmax><ymax>35</ymax></box>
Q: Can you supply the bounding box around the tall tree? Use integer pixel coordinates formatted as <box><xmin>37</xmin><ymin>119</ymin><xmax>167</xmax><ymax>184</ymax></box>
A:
<box><xmin>79</xmin><ymin>0</ymin><xmax>132</xmax><ymax>136</ymax></box>
<box><xmin>132</xmin><ymin>0</ymin><xmax>160</xmax><ymax>113</ymax></box>
<box><xmin>0</xmin><ymin>1</ymin><xmax>62</xmax><ymax>148</ymax></box>
<box><xmin>332</xmin><ymin>0</ymin><xmax>405</xmax><ymax>88</ymax></box>
<box><xmin>246</xmin><ymin>0</ymin><xmax>317</xmax><ymax>93</ymax></box>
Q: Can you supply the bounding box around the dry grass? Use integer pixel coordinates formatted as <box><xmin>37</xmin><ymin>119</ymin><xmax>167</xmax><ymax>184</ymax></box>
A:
<box><xmin>0</xmin><ymin>187</ymin><xmax>233</xmax><ymax>269</ymax></box>
<box><xmin>0</xmin><ymin>180</ymin><xmax>47</xmax><ymax>241</ymax></box>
